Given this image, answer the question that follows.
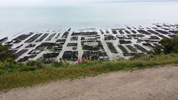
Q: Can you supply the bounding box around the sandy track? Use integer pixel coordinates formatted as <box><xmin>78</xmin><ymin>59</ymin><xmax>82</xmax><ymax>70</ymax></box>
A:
<box><xmin>1</xmin><ymin>65</ymin><xmax>178</xmax><ymax>100</ymax></box>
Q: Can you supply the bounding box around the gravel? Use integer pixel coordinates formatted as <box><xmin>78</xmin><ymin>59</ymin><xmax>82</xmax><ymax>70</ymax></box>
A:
<box><xmin>1</xmin><ymin>64</ymin><xmax>178</xmax><ymax>100</ymax></box>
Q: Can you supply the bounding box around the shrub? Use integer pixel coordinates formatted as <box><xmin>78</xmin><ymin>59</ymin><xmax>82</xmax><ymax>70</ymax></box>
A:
<box><xmin>26</xmin><ymin>61</ymin><xmax>45</xmax><ymax>69</ymax></box>
<box><xmin>133</xmin><ymin>62</ymin><xmax>144</xmax><ymax>67</ymax></box>
<box><xmin>0</xmin><ymin>69</ymin><xmax>4</xmax><ymax>74</ymax></box>
<box><xmin>130</xmin><ymin>53</ymin><xmax>154</xmax><ymax>60</ymax></box>
<box><xmin>155</xmin><ymin>36</ymin><xmax>178</xmax><ymax>54</ymax></box>
<box><xmin>26</xmin><ymin>61</ymin><xmax>36</xmax><ymax>66</ymax></box>
<box><xmin>20</xmin><ymin>65</ymin><xmax>38</xmax><ymax>71</ymax></box>
<box><xmin>52</xmin><ymin>62</ymin><xmax>65</xmax><ymax>68</ymax></box>
<box><xmin>0</xmin><ymin>44</ymin><xmax>16</xmax><ymax>61</ymax></box>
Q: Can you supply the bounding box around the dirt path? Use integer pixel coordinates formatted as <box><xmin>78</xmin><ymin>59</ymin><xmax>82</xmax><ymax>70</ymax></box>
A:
<box><xmin>1</xmin><ymin>65</ymin><xmax>178</xmax><ymax>100</ymax></box>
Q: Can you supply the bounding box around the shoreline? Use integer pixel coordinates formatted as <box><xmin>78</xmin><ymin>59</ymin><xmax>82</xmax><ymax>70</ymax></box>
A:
<box><xmin>1</xmin><ymin>22</ymin><xmax>178</xmax><ymax>39</ymax></box>
<box><xmin>1</xmin><ymin>23</ymin><xmax>178</xmax><ymax>63</ymax></box>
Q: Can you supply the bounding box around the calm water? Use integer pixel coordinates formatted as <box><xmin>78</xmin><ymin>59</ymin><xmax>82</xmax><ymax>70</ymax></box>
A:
<box><xmin>0</xmin><ymin>1</ymin><xmax>178</xmax><ymax>38</ymax></box>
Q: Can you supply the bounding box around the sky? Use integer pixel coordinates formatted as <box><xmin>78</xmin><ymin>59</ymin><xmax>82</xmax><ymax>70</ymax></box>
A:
<box><xmin>0</xmin><ymin>0</ymin><xmax>177</xmax><ymax>6</ymax></box>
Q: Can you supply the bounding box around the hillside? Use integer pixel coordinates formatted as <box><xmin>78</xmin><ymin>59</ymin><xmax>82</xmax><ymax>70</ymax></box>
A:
<box><xmin>1</xmin><ymin>64</ymin><xmax>178</xmax><ymax>100</ymax></box>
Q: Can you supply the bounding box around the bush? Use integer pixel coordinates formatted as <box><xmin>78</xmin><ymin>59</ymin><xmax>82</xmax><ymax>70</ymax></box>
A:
<box><xmin>52</xmin><ymin>62</ymin><xmax>65</xmax><ymax>68</ymax></box>
<box><xmin>0</xmin><ymin>44</ymin><xmax>16</xmax><ymax>61</ymax></box>
<box><xmin>26</xmin><ymin>61</ymin><xmax>45</xmax><ymax>69</ymax></box>
<box><xmin>20</xmin><ymin>65</ymin><xmax>38</xmax><ymax>71</ymax></box>
<box><xmin>130</xmin><ymin>54</ymin><xmax>154</xmax><ymax>60</ymax></box>
<box><xmin>0</xmin><ymin>60</ymin><xmax>45</xmax><ymax>75</ymax></box>
<box><xmin>0</xmin><ymin>69</ymin><xmax>4</xmax><ymax>74</ymax></box>
<box><xmin>77</xmin><ymin>60</ymin><xmax>102</xmax><ymax>68</ymax></box>
<box><xmin>26</xmin><ymin>61</ymin><xmax>36</xmax><ymax>66</ymax></box>
<box><xmin>0</xmin><ymin>58</ymin><xmax>22</xmax><ymax>74</ymax></box>
<box><xmin>153</xmin><ymin>36</ymin><xmax>178</xmax><ymax>54</ymax></box>
<box><xmin>133</xmin><ymin>62</ymin><xmax>144</xmax><ymax>67</ymax></box>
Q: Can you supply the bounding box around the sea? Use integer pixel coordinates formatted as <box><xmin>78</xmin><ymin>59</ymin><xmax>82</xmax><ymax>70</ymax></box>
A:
<box><xmin>0</xmin><ymin>1</ymin><xmax>178</xmax><ymax>39</ymax></box>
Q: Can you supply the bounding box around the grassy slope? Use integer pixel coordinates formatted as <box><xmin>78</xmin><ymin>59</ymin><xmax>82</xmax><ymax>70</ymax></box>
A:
<box><xmin>1</xmin><ymin>54</ymin><xmax>178</xmax><ymax>91</ymax></box>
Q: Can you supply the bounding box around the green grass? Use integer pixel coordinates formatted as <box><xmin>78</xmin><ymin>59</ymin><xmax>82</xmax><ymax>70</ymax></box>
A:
<box><xmin>1</xmin><ymin>54</ymin><xmax>178</xmax><ymax>91</ymax></box>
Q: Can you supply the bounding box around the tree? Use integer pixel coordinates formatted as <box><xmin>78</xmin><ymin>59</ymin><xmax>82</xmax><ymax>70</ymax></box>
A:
<box><xmin>0</xmin><ymin>43</ymin><xmax>15</xmax><ymax>61</ymax></box>
<box><xmin>157</xmin><ymin>36</ymin><xmax>178</xmax><ymax>54</ymax></box>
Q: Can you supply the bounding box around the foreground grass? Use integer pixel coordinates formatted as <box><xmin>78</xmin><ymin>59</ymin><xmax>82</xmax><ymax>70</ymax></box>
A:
<box><xmin>1</xmin><ymin>54</ymin><xmax>178</xmax><ymax>91</ymax></box>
